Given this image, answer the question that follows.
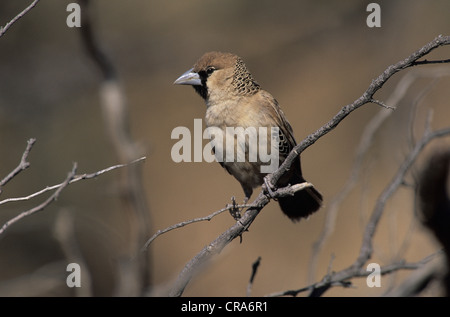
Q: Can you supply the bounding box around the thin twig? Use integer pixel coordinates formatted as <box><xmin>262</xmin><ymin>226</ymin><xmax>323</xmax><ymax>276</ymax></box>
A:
<box><xmin>383</xmin><ymin>252</ymin><xmax>446</xmax><ymax>297</ymax></box>
<box><xmin>0</xmin><ymin>157</ymin><xmax>146</xmax><ymax>206</ymax></box>
<box><xmin>0</xmin><ymin>163</ymin><xmax>77</xmax><ymax>236</ymax></box>
<box><xmin>0</xmin><ymin>138</ymin><xmax>36</xmax><ymax>194</ymax></box>
<box><xmin>412</xmin><ymin>58</ymin><xmax>450</xmax><ymax>66</ymax></box>
<box><xmin>0</xmin><ymin>0</ymin><xmax>40</xmax><ymax>38</ymax></box>
<box><xmin>141</xmin><ymin>203</ymin><xmax>254</xmax><ymax>251</ymax></box>
<box><xmin>370</xmin><ymin>99</ymin><xmax>396</xmax><ymax>110</ymax></box>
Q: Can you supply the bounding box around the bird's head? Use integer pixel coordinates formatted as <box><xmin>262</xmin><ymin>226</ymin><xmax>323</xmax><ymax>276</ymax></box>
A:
<box><xmin>174</xmin><ymin>51</ymin><xmax>260</xmax><ymax>102</ymax></box>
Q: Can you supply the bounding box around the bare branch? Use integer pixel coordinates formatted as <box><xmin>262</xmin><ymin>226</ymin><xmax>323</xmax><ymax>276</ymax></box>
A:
<box><xmin>0</xmin><ymin>163</ymin><xmax>77</xmax><ymax>236</ymax></box>
<box><xmin>269</xmin><ymin>35</ymin><xmax>450</xmax><ymax>188</ymax></box>
<box><xmin>370</xmin><ymin>98</ymin><xmax>396</xmax><ymax>110</ymax></box>
<box><xmin>412</xmin><ymin>58</ymin><xmax>450</xmax><ymax>66</ymax></box>
<box><xmin>0</xmin><ymin>157</ymin><xmax>146</xmax><ymax>206</ymax></box>
<box><xmin>308</xmin><ymin>67</ymin><xmax>450</xmax><ymax>283</ymax></box>
<box><xmin>384</xmin><ymin>252</ymin><xmax>447</xmax><ymax>297</ymax></box>
<box><xmin>143</xmin><ymin>182</ymin><xmax>315</xmax><ymax>253</ymax></box>
<box><xmin>141</xmin><ymin>203</ymin><xmax>250</xmax><ymax>251</ymax></box>
<box><xmin>267</xmin><ymin>256</ymin><xmax>434</xmax><ymax>297</ymax></box>
<box><xmin>0</xmin><ymin>153</ymin><xmax>146</xmax><ymax>238</ymax></box>
<box><xmin>168</xmin><ymin>197</ymin><xmax>268</xmax><ymax>296</ymax></box>
<box><xmin>296</xmin><ymin>127</ymin><xmax>450</xmax><ymax>297</ymax></box>
<box><xmin>0</xmin><ymin>0</ymin><xmax>40</xmax><ymax>38</ymax></box>
<box><xmin>354</xmin><ymin>127</ymin><xmax>450</xmax><ymax>272</ymax></box>
<box><xmin>0</xmin><ymin>138</ymin><xmax>36</xmax><ymax>194</ymax></box>
<box><xmin>143</xmin><ymin>181</ymin><xmax>315</xmax><ymax>252</ymax></box>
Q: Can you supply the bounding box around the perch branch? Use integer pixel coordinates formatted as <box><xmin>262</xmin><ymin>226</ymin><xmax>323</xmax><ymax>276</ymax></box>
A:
<box><xmin>143</xmin><ymin>182</ymin><xmax>313</xmax><ymax>250</ymax></box>
<box><xmin>269</xmin><ymin>35</ymin><xmax>450</xmax><ymax>188</ymax></box>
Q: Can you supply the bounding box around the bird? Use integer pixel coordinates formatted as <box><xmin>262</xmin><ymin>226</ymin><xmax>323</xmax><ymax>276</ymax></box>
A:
<box><xmin>174</xmin><ymin>51</ymin><xmax>322</xmax><ymax>221</ymax></box>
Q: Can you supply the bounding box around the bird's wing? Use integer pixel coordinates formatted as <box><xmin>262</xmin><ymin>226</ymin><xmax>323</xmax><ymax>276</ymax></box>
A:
<box><xmin>257</xmin><ymin>90</ymin><xmax>297</xmax><ymax>160</ymax></box>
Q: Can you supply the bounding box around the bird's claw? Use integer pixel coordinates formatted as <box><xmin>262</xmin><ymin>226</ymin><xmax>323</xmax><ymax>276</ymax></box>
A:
<box><xmin>227</xmin><ymin>196</ymin><xmax>242</xmax><ymax>220</ymax></box>
<box><xmin>263</xmin><ymin>177</ymin><xmax>278</xmax><ymax>201</ymax></box>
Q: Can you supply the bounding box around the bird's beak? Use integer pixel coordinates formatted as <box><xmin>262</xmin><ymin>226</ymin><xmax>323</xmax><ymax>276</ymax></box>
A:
<box><xmin>173</xmin><ymin>68</ymin><xmax>201</xmax><ymax>86</ymax></box>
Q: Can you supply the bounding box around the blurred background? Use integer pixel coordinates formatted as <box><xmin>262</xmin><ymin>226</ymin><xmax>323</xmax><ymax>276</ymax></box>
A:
<box><xmin>0</xmin><ymin>0</ymin><xmax>450</xmax><ymax>296</ymax></box>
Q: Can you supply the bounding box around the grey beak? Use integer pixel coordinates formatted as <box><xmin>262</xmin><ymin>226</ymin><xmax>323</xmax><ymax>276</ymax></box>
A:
<box><xmin>174</xmin><ymin>68</ymin><xmax>202</xmax><ymax>86</ymax></box>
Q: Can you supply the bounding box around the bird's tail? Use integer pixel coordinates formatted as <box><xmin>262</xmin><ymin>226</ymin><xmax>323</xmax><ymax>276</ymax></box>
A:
<box><xmin>277</xmin><ymin>162</ymin><xmax>322</xmax><ymax>221</ymax></box>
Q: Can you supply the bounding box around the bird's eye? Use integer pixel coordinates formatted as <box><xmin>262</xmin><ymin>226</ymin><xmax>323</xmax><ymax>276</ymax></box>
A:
<box><xmin>206</xmin><ymin>66</ymin><xmax>215</xmax><ymax>75</ymax></box>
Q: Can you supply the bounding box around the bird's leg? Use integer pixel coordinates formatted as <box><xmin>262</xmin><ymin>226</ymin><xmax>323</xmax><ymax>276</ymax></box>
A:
<box><xmin>227</xmin><ymin>194</ymin><xmax>253</xmax><ymax>220</ymax></box>
<box><xmin>228</xmin><ymin>196</ymin><xmax>242</xmax><ymax>220</ymax></box>
<box><xmin>263</xmin><ymin>176</ymin><xmax>278</xmax><ymax>201</ymax></box>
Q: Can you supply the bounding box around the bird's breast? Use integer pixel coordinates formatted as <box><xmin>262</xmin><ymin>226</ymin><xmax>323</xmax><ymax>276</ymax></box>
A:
<box><xmin>204</xmin><ymin>96</ymin><xmax>280</xmax><ymax>181</ymax></box>
<box><xmin>205</xmin><ymin>97</ymin><xmax>262</xmax><ymax>129</ymax></box>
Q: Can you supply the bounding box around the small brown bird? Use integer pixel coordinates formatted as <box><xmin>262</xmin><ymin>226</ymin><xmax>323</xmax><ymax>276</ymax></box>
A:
<box><xmin>174</xmin><ymin>51</ymin><xmax>322</xmax><ymax>221</ymax></box>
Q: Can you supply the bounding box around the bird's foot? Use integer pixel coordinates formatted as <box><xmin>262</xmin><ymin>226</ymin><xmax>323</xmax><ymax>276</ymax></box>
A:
<box><xmin>227</xmin><ymin>196</ymin><xmax>242</xmax><ymax>220</ymax></box>
<box><xmin>263</xmin><ymin>176</ymin><xmax>278</xmax><ymax>201</ymax></box>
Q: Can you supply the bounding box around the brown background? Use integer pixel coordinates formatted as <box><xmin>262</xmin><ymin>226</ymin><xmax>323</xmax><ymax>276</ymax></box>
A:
<box><xmin>0</xmin><ymin>0</ymin><xmax>450</xmax><ymax>296</ymax></box>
